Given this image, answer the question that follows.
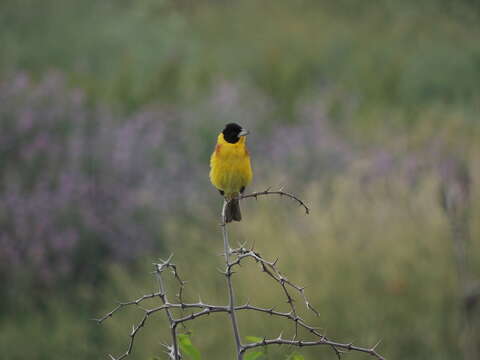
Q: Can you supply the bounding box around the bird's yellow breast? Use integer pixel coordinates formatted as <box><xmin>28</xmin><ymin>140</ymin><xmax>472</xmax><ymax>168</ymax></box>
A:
<box><xmin>209</xmin><ymin>133</ymin><xmax>252</xmax><ymax>197</ymax></box>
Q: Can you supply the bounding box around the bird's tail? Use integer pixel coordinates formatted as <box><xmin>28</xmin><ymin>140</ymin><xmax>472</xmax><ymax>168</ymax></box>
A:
<box><xmin>225</xmin><ymin>198</ymin><xmax>242</xmax><ymax>223</ymax></box>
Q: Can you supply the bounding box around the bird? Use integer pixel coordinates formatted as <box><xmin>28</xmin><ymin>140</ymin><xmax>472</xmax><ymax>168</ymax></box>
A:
<box><xmin>209</xmin><ymin>123</ymin><xmax>253</xmax><ymax>223</ymax></box>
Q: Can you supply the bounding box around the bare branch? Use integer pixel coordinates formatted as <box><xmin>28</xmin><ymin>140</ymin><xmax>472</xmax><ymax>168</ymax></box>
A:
<box><xmin>154</xmin><ymin>257</ymin><xmax>181</xmax><ymax>360</ymax></box>
<box><xmin>229</xmin><ymin>246</ymin><xmax>320</xmax><ymax>335</ymax></box>
<box><xmin>93</xmin><ymin>292</ymin><xmax>161</xmax><ymax>323</ymax></box>
<box><xmin>241</xmin><ymin>335</ymin><xmax>385</xmax><ymax>360</ymax></box>
<box><xmin>107</xmin><ymin>312</ymin><xmax>149</xmax><ymax>360</ymax></box>
<box><xmin>96</xmin><ymin>188</ymin><xmax>384</xmax><ymax>360</ymax></box>
<box><xmin>221</xmin><ymin>199</ymin><xmax>244</xmax><ymax>359</ymax></box>
<box><xmin>240</xmin><ymin>188</ymin><xmax>310</xmax><ymax>214</ymax></box>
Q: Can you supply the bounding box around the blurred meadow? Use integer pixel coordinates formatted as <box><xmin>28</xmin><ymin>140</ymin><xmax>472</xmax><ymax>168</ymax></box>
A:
<box><xmin>1</xmin><ymin>0</ymin><xmax>480</xmax><ymax>359</ymax></box>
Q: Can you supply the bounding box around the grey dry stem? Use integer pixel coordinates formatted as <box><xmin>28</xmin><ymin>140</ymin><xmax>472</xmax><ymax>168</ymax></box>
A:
<box><xmin>155</xmin><ymin>266</ymin><xmax>179</xmax><ymax>360</ymax></box>
<box><xmin>222</xmin><ymin>199</ymin><xmax>244</xmax><ymax>359</ymax></box>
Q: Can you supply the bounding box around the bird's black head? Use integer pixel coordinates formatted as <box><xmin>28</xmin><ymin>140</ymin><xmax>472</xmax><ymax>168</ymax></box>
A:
<box><xmin>222</xmin><ymin>123</ymin><xmax>249</xmax><ymax>144</ymax></box>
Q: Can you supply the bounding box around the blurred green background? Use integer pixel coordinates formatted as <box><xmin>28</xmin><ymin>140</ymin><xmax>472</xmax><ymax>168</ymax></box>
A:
<box><xmin>1</xmin><ymin>0</ymin><xmax>479</xmax><ymax>359</ymax></box>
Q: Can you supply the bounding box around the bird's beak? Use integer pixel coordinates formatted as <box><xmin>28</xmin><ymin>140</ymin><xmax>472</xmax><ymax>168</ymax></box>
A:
<box><xmin>239</xmin><ymin>129</ymin><xmax>250</xmax><ymax>137</ymax></box>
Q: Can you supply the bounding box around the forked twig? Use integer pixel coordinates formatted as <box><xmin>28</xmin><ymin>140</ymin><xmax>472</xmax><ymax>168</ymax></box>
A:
<box><xmin>229</xmin><ymin>247</ymin><xmax>319</xmax><ymax>339</ymax></box>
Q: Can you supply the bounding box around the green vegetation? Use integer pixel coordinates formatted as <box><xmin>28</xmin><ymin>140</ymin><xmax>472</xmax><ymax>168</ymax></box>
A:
<box><xmin>2</xmin><ymin>1</ymin><xmax>479</xmax><ymax>119</ymax></box>
<box><xmin>1</xmin><ymin>0</ymin><xmax>479</xmax><ymax>359</ymax></box>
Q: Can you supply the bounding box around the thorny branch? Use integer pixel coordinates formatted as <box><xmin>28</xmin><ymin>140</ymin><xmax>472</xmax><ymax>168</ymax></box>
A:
<box><xmin>155</xmin><ymin>256</ymin><xmax>181</xmax><ymax>360</ymax></box>
<box><xmin>222</xmin><ymin>199</ymin><xmax>244</xmax><ymax>359</ymax></box>
<box><xmin>240</xmin><ymin>188</ymin><xmax>310</xmax><ymax>214</ymax></box>
<box><xmin>95</xmin><ymin>188</ymin><xmax>384</xmax><ymax>360</ymax></box>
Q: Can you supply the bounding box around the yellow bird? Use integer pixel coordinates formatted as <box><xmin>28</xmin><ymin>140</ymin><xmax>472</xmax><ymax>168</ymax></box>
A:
<box><xmin>210</xmin><ymin>123</ymin><xmax>253</xmax><ymax>223</ymax></box>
